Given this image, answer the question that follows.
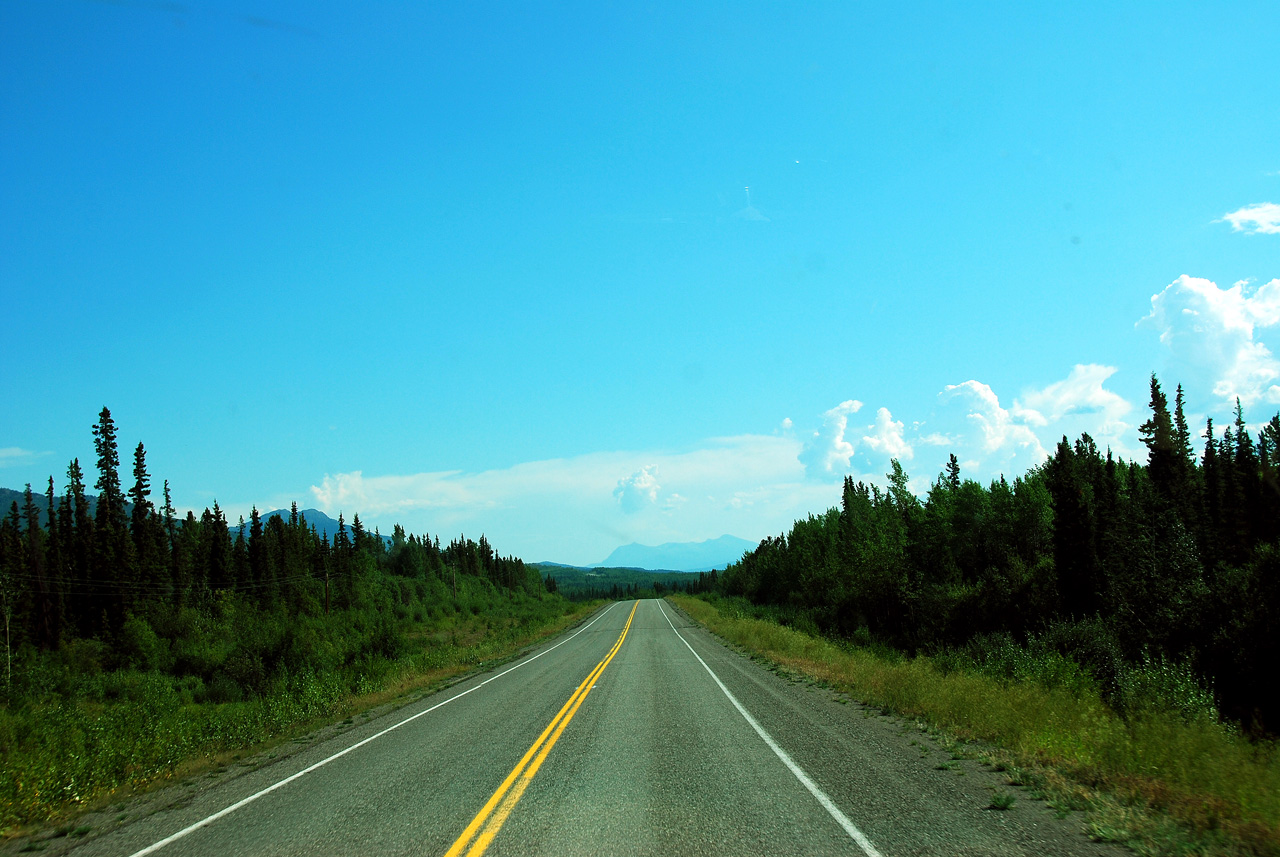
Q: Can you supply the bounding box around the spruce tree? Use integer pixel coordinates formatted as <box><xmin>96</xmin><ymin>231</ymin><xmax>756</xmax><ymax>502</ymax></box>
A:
<box><xmin>249</xmin><ymin>506</ymin><xmax>265</xmax><ymax>605</ymax></box>
<box><xmin>944</xmin><ymin>454</ymin><xmax>961</xmax><ymax>490</ymax></box>
<box><xmin>44</xmin><ymin>477</ymin><xmax>65</xmax><ymax>644</ymax></box>
<box><xmin>0</xmin><ymin>505</ymin><xmax>19</xmax><ymax>688</ymax></box>
<box><xmin>92</xmin><ymin>408</ymin><xmax>135</xmax><ymax>631</ymax></box>
<box><xmin>1138</xmin><ymin>374</ymin><xmax>1179</xmax><ymax>504</ymax></box>
<box><xmin>1045</xmin><ymin>437</ymin><xmax>1101</xmax><ymax>618</ymax></box>
<box><xmin>129</xmin><ymin>442</ymin><xmax>153</xmax><ymax>536</ymax></box>
<box><xmin>1233</xmin><ymin>399</ymin><xmax>1263</xmax><ymax>547</ymax></box>
<box><xmin>63</xmin><ymin>459</ymin><xmax>94</xmax><ymax>634</ymax></box>
<box><xmin>92</xmin><ymin>407</ymin><xmax>123</xmax><ymax>528</ymax></box>
<box><xmin>161</xmin><ymin>480</ymin><xmax>176</xmax><ymax>552</ymax></box>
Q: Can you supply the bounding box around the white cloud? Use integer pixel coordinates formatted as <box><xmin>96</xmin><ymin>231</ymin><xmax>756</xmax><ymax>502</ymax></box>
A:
<box><xmin>1017</xmin><ymin>364</ymin><xmax>1134</xmax><ymax>450</ymax></box>
<box><xmin>862</xmin><ymin>407</ymin><xmax>913</xmax><ymax>460</ymax></box>
<box><xmin>614</xmin><ymin>465</ymin><xmax>661</xmax><ymax>514</ymax></box>
<box><xmin>1140</xmin><ymin>275</ymin><xmax>1280</xmax><ymax>406</ymax></box>
<box><xmin>301</xmin><ymin>363</ymin><xmax>1147</xmax><ymax>565</ymax></box>
<box><xmin>0</xmin><ymin>447</ymin><xmax>42</xmax><ymax>468</ymax></box>
<box><xmin>940</xmin><ymin>380</ymin><xmax>1049</xmax><ymax>466</ymax></box>
<box><xmin>799</xmin><ymin>399</ymin><xmax>863</xmax><ymax>477</ymax></box>
<box><xmin>917</xmin><ymin>432</ymin><xmax>952</xmax><ymax>447</ymax></box>
<box><xmin>307</xmin><ymin>434</ymin><xmax>830</xmax><ymax>566</ymax></box>
<box><xmin>1220</xmin><ymin>202</ymin><xmax>1280</xmax><ymax>235</ymax></box>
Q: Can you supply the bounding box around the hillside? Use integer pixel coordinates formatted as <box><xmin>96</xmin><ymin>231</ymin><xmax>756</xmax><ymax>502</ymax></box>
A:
<box><xmin>595</xmin><ymin>534</ymin><xmax>755</xmax><ymax>571</ymax></box>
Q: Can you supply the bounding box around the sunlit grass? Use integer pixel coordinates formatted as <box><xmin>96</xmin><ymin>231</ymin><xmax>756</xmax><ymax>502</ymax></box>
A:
<box><xmin>0</xmin><ymin>601</ymin><xmax>597</xmax><ymax>835</ymax></box>
<box><xmin>670</xmin><ymin>594</ymin><xmax>1280</xmax><ymax>856</ymax></box>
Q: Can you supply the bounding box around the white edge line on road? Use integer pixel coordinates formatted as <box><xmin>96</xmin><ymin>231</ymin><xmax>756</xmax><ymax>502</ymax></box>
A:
<box><xmin>127</xmin><ymin>602</ymin><xmax>621</xmax><ymax>857</ymax></box>
<box><xmin>657</xmin><ymin>601</ymin><xmax>885</xmax><ymax>857</ymax></box>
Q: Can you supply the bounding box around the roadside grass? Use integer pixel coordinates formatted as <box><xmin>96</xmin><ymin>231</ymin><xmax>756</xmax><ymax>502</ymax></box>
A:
<box><xmin>668</xmin><ymin>594</ymin><xmax>1280</xmax><ymax>857</ymax></box>
<box><xmin>0</xmin><ymin>601</ymin><xmax>598</xmax><ymax>837</ymax></box>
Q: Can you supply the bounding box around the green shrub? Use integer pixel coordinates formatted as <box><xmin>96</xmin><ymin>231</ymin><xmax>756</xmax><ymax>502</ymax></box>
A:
<box><xmin>119</xmin><ymin>616</ymin><xmax>172</xmax><ymax>673</ymax></box>
<box><xmin>1116</xmin><ymin>653</ymin><xmax>1218</xmax><ymax>724</ymax></box>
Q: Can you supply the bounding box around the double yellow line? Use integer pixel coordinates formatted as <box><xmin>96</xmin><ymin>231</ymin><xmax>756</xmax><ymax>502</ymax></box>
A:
<box><xmin>444</xmin><ymin>601</ymin><xmax>639</xmax><ymax>857</ymax></box>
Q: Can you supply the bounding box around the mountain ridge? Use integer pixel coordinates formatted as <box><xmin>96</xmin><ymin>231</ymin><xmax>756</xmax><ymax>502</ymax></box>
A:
<box><xmin>592</xmin><ymin>534</ymin><xmax>755</xmax><ymax>572</ymax></box>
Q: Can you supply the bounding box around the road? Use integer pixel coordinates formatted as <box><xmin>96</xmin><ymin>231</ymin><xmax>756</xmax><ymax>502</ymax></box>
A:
<box><xmin>62</xmin><ymin>599</ymin><xmax>1123</xmax><ymax>857</ymax></box>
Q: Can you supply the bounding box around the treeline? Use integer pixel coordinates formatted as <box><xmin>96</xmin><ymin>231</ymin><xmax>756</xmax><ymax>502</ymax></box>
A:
<box><xmin>0</xmin><ymin>407</ymin><xmax>548</xmax><ymax>699</ymax></box>
<box><xmin>541</xmin><ymin>566</ymin><xmax>720</xmax><ymax>602</ymax></box>
<box><xmin>720</xmin><ymin>377</ymin><xmax>1280</xmax><ymax>729</ymax></box>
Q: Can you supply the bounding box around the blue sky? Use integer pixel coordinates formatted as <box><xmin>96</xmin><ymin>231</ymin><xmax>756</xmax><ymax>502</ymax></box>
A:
<box><xmin>2</xmin><ymin>1</ymin><xmax>1278</xmax><ymax>565</ymax></box>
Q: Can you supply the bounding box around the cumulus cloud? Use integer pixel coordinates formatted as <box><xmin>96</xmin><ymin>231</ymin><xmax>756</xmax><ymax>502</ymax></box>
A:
<box><xmin>799</xmin><ymin>399</ymin><xmax>863</xmax><ymax>478</ymax></box>
<box><xmin>862</xmin><ymin>407</ymin><xmax>913</xmax><ymax>460</ymax></box>
<box><xmin>1219</xmin><ymin>203</ymin><xmax>1280</xmax><ymax>235</ymax></box>
<box><xmin>1140</xmin><ymin>275</ymin><xmax>1280</xmax><ymax>406</ymax></box>
<box><xmin>1018</xmin><ymin>364</ymin><xmax>1134</xmax><ymax>446</ymax></box>
<box><xmin>940</xmin><ymin>381</ymin><xmax>1049</xmax><ymax>465</ymax></box>
<box><xmin>614</xmin><ymin>465</ymin><xmax>661</xmax><ymax>514</ymax></box>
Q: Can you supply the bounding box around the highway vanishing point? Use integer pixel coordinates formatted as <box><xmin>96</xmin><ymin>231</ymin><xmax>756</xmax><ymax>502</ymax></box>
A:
<box><xmin>55</xmin><ymin>600</ymin><xmax>1126</xmax><ymax>857</ymax></box>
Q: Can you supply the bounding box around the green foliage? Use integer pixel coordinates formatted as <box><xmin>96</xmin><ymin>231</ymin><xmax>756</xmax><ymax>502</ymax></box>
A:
<box><xmin>533</xmin><ymin>565</ymin><xmax>715</xmax><ymax>601</ymax></box>
<box><xmin>0</xmin><ymin>587</ymin><xmax>579</xmax><ymax>830</ymax></box>
<box><xmin>716</xmin><ymin>382</ymin><xmax>1280</xmax><ymax>732</ymax></box>
<box><xmin>988</xmin><ymin>790</ymin><xmax>1016</xmax><ymax>810</ymax></box>
<box><xmin>0</xmin><ymin>407</ymin><xmax>579</xmax><ymax>832</ymax></box>
<box><xmin>673</xmin><ymin>594</ymin><xmax>1280</xmax><ymax>856</ymax></box>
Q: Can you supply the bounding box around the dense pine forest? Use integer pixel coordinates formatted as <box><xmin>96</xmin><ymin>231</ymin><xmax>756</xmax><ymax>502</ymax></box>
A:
<box><xmin>719</xmin><ymin>377</ymin><xmax>1280</xmax><ymax>731</ymax></box>
<box><xmin>0</xmin><ymin>408</ymin><xmax>569</xmax><ymax>830</ymax></box>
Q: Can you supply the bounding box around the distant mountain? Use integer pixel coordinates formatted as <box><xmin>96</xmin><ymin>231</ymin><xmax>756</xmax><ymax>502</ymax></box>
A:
<box><xmin>230</xmin><ymin>508</ymin><xmax>393</xmax><ymax>546</ymax></box>
<box><xmin>229</xmin><ymin>506</ymin><xmax>389</xmax><ymax>547</ymax></box>
<box><xmin>595</xmin><ymin>535</ymin><xmax>757</xmax><ymax>572</ymax></box>
<box><xmin>1</xmin><ymin>487</ymin><xmax>107</xmax><ymax>522</ymax></box>
<box><xmin>1</xmin><ymin>488</ymin><xmax>393</xmax><ymax>547</ymax></box>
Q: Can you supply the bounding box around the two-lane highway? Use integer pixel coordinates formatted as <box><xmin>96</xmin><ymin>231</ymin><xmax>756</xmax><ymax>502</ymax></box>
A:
<box><xmin>65</xmin><ymin>600</ymin><xmax>1125</xmax><ymax>857</ymax></box>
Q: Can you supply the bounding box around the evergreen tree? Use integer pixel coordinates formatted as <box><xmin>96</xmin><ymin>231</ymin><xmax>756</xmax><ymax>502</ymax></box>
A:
<box><xmin>92</xmin><ymin>407</ymin><xmax>124</xmax><ymax>528</ymax></box>
<box><xmin>1139</xmin><ymin>374</ymin><xmax>1179</xmax><ymax>506</ymax></box>
<box><xmin>92</xmin><ymin>408</ymin><xmax>134</xmax><ymax>631</ymax></box>
<box><xmin>129</xmin><ymin>442</ymin><xmax>153</xmax><ymax>536</ymax></box>
<box><xmin>351</xmin><ymin>513</ymin><xmax>365</xmax><ymax>552</ymax></box>
<box><xmin>62</xmin><ymin>458</ymin><xmax>95</xmax><ymax>635</ymax></box>
<box><xmin>0</xmin><ymin>504</ymin><xmax>20</xmax><ymax>688</ymax></box>
<box><xmin>161</xmin><ymin>479</ymin><xmax>176</xmax><ymax>552</ymax></box>
<box><xmin>22</xmin><ymin>484</ymin><xmax>56</xmax><ymax>648</ymax></box>
<box><xmin>249</xmin><ymin>506</ymin><xmax>267</xmax><ymax>605</ymax></box>
<box><xmin>128</xmin><ymin>442</ymin><xmax>168</xmax><ymax>605</ymax></box>
<box><xmin>43</xmin><ymin>477</ymin><xmax>65</xmax><ymax>645</ymax></box>
<box><xmin>1233</xmin><ymin>399</ymin><xmax>1264</xmax><ymax>548</ymax></box>
<box><xmin>200</xmin><ymin>503</ymin><xmax>230</xmax><ymax>594</ymax></box>
<box><xmin>1045</xmin><ymin>437</ymin><xmax>1102</xmax><ymax>618</ymax></box>
<box><xmin>944</xmin><ymin>454</ymin><xmax>961</xmax><ymax>490</ymax></box>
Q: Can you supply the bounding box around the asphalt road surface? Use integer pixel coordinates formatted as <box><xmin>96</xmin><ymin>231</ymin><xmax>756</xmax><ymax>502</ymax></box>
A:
<box><xmin>60</xmin><ymin>599</ymin><xmax>1125</xmax><ymax>857</ymax></box>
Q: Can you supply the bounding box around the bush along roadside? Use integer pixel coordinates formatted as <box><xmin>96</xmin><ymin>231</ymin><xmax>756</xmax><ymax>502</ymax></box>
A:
<box><xmin>669</xmin><ymin>593</ymin><xmax>1280</xmax><ymax>857</ymax></box>
<box><xmin>0</xmin><ymin>585</ymin><xmax>595</xmax><ymax>835</ymax></box>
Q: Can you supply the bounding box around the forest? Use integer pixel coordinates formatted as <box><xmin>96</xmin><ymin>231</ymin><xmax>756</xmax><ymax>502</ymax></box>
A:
<box><xmin>5</xmin><ymin>384</ymin><xmax>1280</xmax><ymax>831</ymax></box>
<box><xmin>0</xmin><ymin>407</ymin><xmax>569</xmax><ymax>830</ymax></box>
<box><xmin>718</xmin><ymin>376</ymin><xmax>1280</xmax><ymax>731</ymax></box>
<box><xmin>534</xmin><ymin>564</ymin><xmax>718</xmax><ymax>601</ymax></box>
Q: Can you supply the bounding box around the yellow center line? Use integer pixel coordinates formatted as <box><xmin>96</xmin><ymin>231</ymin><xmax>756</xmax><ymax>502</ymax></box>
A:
<box><xmin>443</xmin><ymin>601</ymin><xmax>639</xmax><ymax>857</ymax></box>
